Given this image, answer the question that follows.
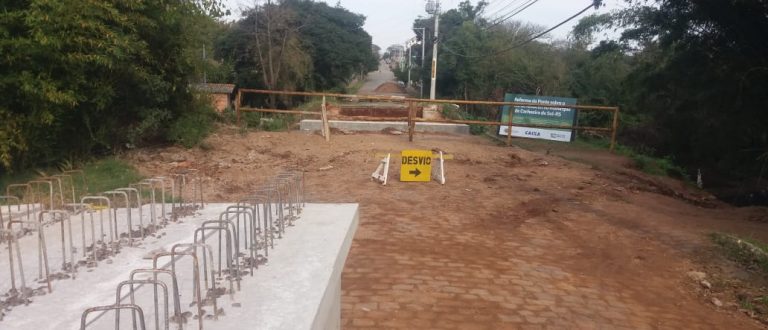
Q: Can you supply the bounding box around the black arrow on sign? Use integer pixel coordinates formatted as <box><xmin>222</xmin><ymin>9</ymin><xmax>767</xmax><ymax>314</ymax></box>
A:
<box><xmin>409</xmin><ymin>168</ymin><xmax>422</xmax><ymax>177</ymax></box>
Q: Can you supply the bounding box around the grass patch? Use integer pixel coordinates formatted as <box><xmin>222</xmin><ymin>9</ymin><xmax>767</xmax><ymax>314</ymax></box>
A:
<box><xmin>576</xmin><ymin>136</ymin><xmax>688</xmax><ymax>179</ymax></box>
<box><xmin>346</xmin><ymin>79</ymin><xmax>365</xmax><ymax>94</ymax></box>
<box><xmin>711</xmin><ymin>232</ymin><xmax>768</xmax><ymax>275</ymax></box>
<box><xmin>168</xmin><ymin>95</ymin><xmax>217</xmax><ymax>148</ymax></box>
<box><xmin>0</xmin><ymin>158</ymin><xmax>142</xmax><ymax>201</ymax></box>
<box><xmin>440</xmin><ymin>104</ymin><xmax>489</xmax><ymax>135</ymax></box>
<box><xmin>81</xmin><ymin>158</ymin><xmax>143</xmax><ymax>193</ymax></box>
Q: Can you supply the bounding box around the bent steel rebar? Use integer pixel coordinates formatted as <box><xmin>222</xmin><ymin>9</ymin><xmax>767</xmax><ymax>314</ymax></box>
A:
<box><xmin>6</xmin><ymin>219</ymin><xmax>51</xmax><ymax>293</ymax></box>
<box><xmin>1</xmin><ymin>228</ymin><xmax>26</xmax><ymax>292</ymax></box>
<box><xmin>0</xmin><ymin>195</ymin><xmax>23</xmax><ymax>232</ymax></box>
<box><xmin>103</xmin><ymin>190</ymin><xmax>133</xmax><ymax>246</ymax></box>
<box><xmin>115</xmin><ymin>279</ymin><xmax>170</xmax><ymax>330</ymax></box>
<box><xmin>132</xmin><ymin>182</ymin><xmax>158</xmax><ymax>232</ymax></box>
<box><xmin>28</xmin><ymin>180</ymin><xmax>54</xmax><ymax>211</ymax></box>
<box><xmin>253</xmin><ymin>185</ymin><xmax>284</xmax><ymax>238</ymax></box>
<box><xmin>117</xmin><ymin>187</ymin><xmax>144</xmax><ymax>239</ymax></box>
<box><xmin>81</xmin><ymin>304</ymin><xmax>146</xmax><ymax>330</ymax></box>
<box><xmin>144</xmin><ymin>178</ymin><xmax>167</xmax><ymax>223</ymax></box>
<box><xmin>63</xmin><ymin>169</ymin><xmax>89</xmax><ymax>197</ymax></box>
<box><xmin>241</xmin><ymin>193</ymin><xmax>274</xmax><ymax>255</ymax></box>
<box><xmin>5</xmin><ymin>184</ymin><xmax>34</xmax><ymax>228</ymax></box>
<box><xmin>81</xmin><ymin>196</ymin><xmax>114</xmax><ymax>248</ymax></box>
<box><xmin>194</xmin><ymin>224</ymin><xmax>238</xmax><ymax>292</ymax></box>
<box><xmin>40</xmin><ymin>210</ymin><xmax>77</xmax><ymax>279</ymax></box>
<box><xmin>6</xmin><ymin>183</ymin><xmax>33</xmax><ymax>202</ymax></box>
<box><xmin>169</xmin><ymin>243</ymin><xmax>217</xmax><ymax>304</ymax></box>
<box><xmin>40</xmin><ymin>176</ymin><xmax>66</xmax><ymax>210</ymax></box>
<box><xmin>223</xmin><ymin>206</ymin><xmax>259</xmax><ymax>274</ymax></box>
<box><xmin>153</xmin><ymin>247</ymin><xmax>207</xmax><ymax>330</ymax></box>
<box><xmin>52</xmin><ymin>174</ymin><xmax>76</xmax><ymax>206</ymax></box>
<box><xmin>129</xmin><ymin>269</ymin><xmax>182</xmax><ymax>330</ymax></box>
<box><xmin>153</xmin><ymin>176</ymin><xmax>176</xmax><ymax>216</ymax></box>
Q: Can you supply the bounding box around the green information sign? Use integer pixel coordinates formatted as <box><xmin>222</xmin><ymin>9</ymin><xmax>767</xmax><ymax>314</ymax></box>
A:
<box><xmin>498</xmin><ymin>94</ymin><xmax>578</xmax><ymax>142</ymax></box>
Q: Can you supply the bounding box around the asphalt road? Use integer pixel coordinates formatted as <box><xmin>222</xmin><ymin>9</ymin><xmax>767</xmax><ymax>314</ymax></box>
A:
<box><xmin>358</xmin><ymin>62</ymin><xmax>404</xmax><ymax>96</ymax></box>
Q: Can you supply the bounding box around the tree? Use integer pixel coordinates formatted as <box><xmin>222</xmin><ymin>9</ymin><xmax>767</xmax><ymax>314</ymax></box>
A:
<box><xmin>216</xmin><ymin>0</ymin><xmax>377</xmax><ymax>97</ymax></box>
<box><xmin>0</xmin><ymin>0</ymin><xmax>224</xmax><ymax>170</ymax></box>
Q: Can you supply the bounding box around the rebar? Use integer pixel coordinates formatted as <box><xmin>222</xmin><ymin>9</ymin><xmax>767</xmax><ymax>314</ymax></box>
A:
<box><xmin>103</xmin><ymin>190</ymin><xmax>133</xmax><ymax>246</ymax></box>
<box><xmin>63</xmin><ymin>169</ymin><xmax>88</xmax><ymax>196</ymax></box>
<box><xmin>117</xmin><ymin>188</ymin><xmax>144</xmax><ymax>239</ymax></box>
<box><xmin>129</xmin><ymin>269</ymin><xmax>182</xmax><ymax>330</ymax></box>
<box><xmin>153</xmin><ymin>176</ymin><xmax>176</xmax><ymax>215</ymax></box>
<box><xmin>1</xmin><ymin>228</ymin><xmax>25</xmax><ymax>292</ymax></box>
<box><xmin>28</xmin><ymin>180</ymin><xmax>54</xmax><ymax>211</ymax></box>
<box><xmin>80</xmin><ymin>196</ymin><xmax>117</xmax><ymax>245</ymax></box>
<box><xmin>0</xmin><ymin>195</ymin><xmax>23</xmax><ymax>232</ymax></box>
<box><xmin>52</xmin><ymin>174</ymin><xmax>76</xmax><ymax>206</ymax></box>
<box><xmin>81</xmin><ymin>304</ymin><xmax>146</xmax><ymax>330</ymax></box>
<box><xmin>132</xmin><ymin>182</ymin><xmax>158</xmax><ymax>232</ymax></box>
<box><xmin>144</xmin><ymin>178</ymin><xmax>167</xmax><ymax>223</ymax></box>
<box><xmin>115</xmin><ymin>279</ymin><xmax>170</xmax><ymax>330</ymax></box>
<box><xmin>40</xmin><ymin>210</ymin><xmax>77</xmax><ymax>279</ymax></box>
<box><xmin>40</xmin><ymin>176</ymin><xmax>66</xmax><ymax>210</ymax></box>
<box><xmin>194</xmin><ymin>225</ymin><xmax>237</xmax><ymax>292</ymax></box>
<box><xmin>6</xmin><ymin>218</ymin><xmax>51</xmax><ymax>293</ymax></box>
<box><xmin>153</xmin><ymin>246</ymin><xmax>208</xmax><ymax>330</ymax></box>
<box><xmin>223</xmin><ymin>206</ymin><xmax>259</xmax><ymax>274</ymax></box>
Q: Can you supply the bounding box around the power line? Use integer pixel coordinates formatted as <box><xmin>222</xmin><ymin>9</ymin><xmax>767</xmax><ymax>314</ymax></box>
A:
<box><xmin>485</xmin><ymin>0</ymin><xmax>527</xmax><ymax>19</ymax></box>
<box><xmin>484</xmin><ymin>0</ymin><xmax>540</xmax><ymax>31</ymax></box>
<box><xmin>442</xmin><ymin>2</ymin><xmax>596</xmax><ymax>59</ymax></box>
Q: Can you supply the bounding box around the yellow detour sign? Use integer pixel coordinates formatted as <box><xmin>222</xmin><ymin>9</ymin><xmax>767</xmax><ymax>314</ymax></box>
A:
<box><xmin>400</xmin><ymin>150</ymin><xmax>432</xmax><ymax>182</ymax></box>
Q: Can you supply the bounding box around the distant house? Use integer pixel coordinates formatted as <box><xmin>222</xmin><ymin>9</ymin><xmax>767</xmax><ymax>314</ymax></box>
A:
<box><xmin>192</xmin><ymin>83</ymin><xmax>236</xmax><ymax>113</ymax></box>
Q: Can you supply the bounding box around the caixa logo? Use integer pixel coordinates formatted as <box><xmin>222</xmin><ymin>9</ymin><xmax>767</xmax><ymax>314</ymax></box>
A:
<box><xmin>525</xmin><ymin>131</ymin><xmax>541</xmax><ymax>137</ymax></box>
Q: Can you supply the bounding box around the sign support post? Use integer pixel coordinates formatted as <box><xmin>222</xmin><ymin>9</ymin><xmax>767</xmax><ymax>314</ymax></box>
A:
<box><xmin>506</xmin><ymin>107</ymin><xmax>514</xmax><ymax>146</ymax></box>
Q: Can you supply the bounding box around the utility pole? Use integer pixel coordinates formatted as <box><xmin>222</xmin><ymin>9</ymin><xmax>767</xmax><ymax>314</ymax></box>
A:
<box><xmin>407</xmin><ymin>41</ymin><xmax>412</xmax><ymax>88</ymax></box>
<box><xmin>414</xmin><ymin>27</ymin><xmax>426</xmax><ymax>98</ymax></box>
<box><xmin>426</xmin><ymin>0</ymin><xmax>440</xmax><ymax>100</ymax></box>
<box><xmin>202</xmin><ymin>44</ymin><xmax>207</xmax><ymax>84</ymax></box>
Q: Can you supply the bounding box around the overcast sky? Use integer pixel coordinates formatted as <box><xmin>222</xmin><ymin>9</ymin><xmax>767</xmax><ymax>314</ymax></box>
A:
<box><xmin>222</xmin><ymin>0</ymin><xmax>626</xmax><ymax>49</ymax></box>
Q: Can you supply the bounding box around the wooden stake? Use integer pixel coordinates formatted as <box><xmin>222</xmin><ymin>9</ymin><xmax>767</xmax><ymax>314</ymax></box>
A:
<box><xmin>610</xmin><ymin>107</ymin><xmax>620</xmax><ymax>152</ymax></box>
<box><xmin>321</xmin><ymin>96</ymin><xmax>331</xmax><ymax>142</ymax></box>
<box><xmin>235</xmin><ymin>89</ymin><xmax>242</xmax><ymax>125</ymax></box>
<box><xmin>506</xmin><ymin>105</ymin><xmax>515</xmax><ymax>146</ymax></box>
<box><xmin>408</xmin><ymin>101</ymin><xmax>415</xmax><ymax>142</ymax></box>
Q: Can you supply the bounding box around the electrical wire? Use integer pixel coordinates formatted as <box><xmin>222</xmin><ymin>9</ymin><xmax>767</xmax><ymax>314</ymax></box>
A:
<box><xmin>484</xmin><ymin>0</ymin><xmax>540</xmax><ymax>31</ymax></box>
<box><xmin>442</xmin><ymin>2</ymin><xmax>595</xmax><ymax>59</ymax></box>
<box><xmin>485</xmin><ymin>0</ymin><xmax>527</xmax><ymax>19</ymax></box>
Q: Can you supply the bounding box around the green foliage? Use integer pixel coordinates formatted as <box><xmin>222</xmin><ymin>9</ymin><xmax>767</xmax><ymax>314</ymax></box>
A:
<box><xmin>260</xmin><ymin>115</ymin><xmax>294</xmax><ymax>131</ymax></box>
<box><xmin>629</xmin><ymin>154</ymin><xmax>687</xmax><ymax>178</ymax></box>
<box><xmin>610</xmin><ymin>0</ymin><xmax>768</xmax><ymax>185</ymax></box>
<box><xmin>237</xmin><ymin>112</ymin><xmax>294</xmax><ymax>132</ymax></box>
<box><xmin>168</xmin><ymin>95</ymin><xmax>217</xmax><ymax>148</ymax></box>
<box><xmin>440</xmin><ymin>103</ymin><xmax>488</xmax><ymax>135</ymax></box>
<box><xmin>0</xmin><ymin>0</ymin><xmax>225</xmax><ymax>171</ymax></box>
<box><xmin>408</xmin><ymin>0</ymin><xmax>767</xmax><ymax>193</ymax></box>
<box><xmin>0</xmin><ymin>158</ymin><xmax>141</xmax><ymax>199</ymax></box>
<box><xmin>576</xmin><ymin>136</ymin><xmax>687</xmax><ymax>178</ymax></box>
<box><xmin>80</xmin><ymin>158</ymin><xmax>143</xmax><ymax>193</ymax></box>
<box><xmin>711</xmin><ymin>233</ymin><xmax>768</xmax><ymax>276</ymax></box>
<box><xmin>215</xmin><ymin>0</ymin><xmax>377</xmax><ymax>96</ymax></box>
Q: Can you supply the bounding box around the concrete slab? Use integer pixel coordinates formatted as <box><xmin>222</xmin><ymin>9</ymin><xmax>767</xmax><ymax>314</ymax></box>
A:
<box><xmin>0</xmin><ymin>203</ymin><xmax>359</xmax><ymax>330</ymax></box>
<box><xmin>300</xmin><ymin>119</ymin><xmax>470</xmax><ymax>135</ymax></box>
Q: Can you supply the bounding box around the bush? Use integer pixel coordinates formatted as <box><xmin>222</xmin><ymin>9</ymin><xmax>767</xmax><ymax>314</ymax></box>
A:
<box><xmin>167</xmin><ymin>95</ymin><xmax>216</xmax><ymax>148</ymax></box>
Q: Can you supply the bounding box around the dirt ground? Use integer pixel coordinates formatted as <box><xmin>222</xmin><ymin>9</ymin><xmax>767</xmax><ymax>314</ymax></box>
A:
<box><xmin>126</xmin><ymin>126</ymin><xmax>768</xmax><ymax>329</ymax></box>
